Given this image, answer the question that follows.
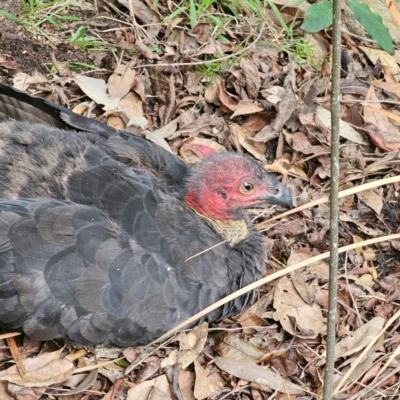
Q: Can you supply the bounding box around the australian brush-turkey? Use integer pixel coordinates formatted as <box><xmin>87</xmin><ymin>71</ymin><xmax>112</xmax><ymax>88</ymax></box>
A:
<box><xmin>0</xmin><ymin>83</ymin><xmax>292</xmax><ymax>347</ymax></box>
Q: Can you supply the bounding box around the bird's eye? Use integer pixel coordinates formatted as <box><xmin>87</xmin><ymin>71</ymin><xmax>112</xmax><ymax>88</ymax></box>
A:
<box><xmin>240</xmin><ymin>181</ymin><xmax>254</xmax><ymax>194</ymax></box>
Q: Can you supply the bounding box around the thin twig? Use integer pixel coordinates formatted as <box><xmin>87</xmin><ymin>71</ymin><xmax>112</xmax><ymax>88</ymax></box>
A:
<box><xmin>323</xmin><ymin>0</ymin><xmax>341</xmax><ymax>398</ymax></box>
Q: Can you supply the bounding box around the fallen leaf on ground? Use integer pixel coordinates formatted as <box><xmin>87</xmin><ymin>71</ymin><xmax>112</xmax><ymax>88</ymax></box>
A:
<box><xmin>194</xmin><ymin>360</ymin><xmax>225</xmax><ymax>400</ymax></box>
<box><xmin>215</xmin><ymin>358</ymin><xmax>304</xmax><ymax>395</ymax></box>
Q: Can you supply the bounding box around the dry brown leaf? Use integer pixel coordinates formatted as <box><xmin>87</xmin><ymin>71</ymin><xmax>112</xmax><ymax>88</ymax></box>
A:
<box><xmin>319</xmin><ymin>317</ymin><xmax>385</xmax><ymax>364</ymax></box>
<box><xmin>316</xmin><ymin>107</ymin><xmax>369</xmax><ymax>145</ymax></box>
<box><xmin>0</xmin><ymin>350</ymin><xmax>63</xmax><ymax>379</ymax></box>
<box><xmin>204</xmin><ymin>77</ymin><xmax>222</xmax><ymax>105</ymax></box>
<box><xmin>264</xmin><ymin>159</ymin><xmax>308</xmax><ymax>180</ymax></box>
<box><xmin>117</xmin><ymin>0</ymin><xmax>161</xmax><ymax>36</ymax></box>
<box><xmin>149</xmin><ymin>386</ymin><xmax>171</xmax><ymax>400</ymax></box>
<box><xmin>194</xmin><ymin>360</ymin><xmax>225</xmax><ymax>400</ymax></box>
<box><xmin>0</xmin><ymin>54</ymin><xmax>17</xmax><ymax>69</ymax></box>
<box><xmin>273</xmin><ymin>276</ymin><xmax>323</xmax><ymax>339</ymax></box>
<box><xmin>215</xmin><ymin>358</ymin><xmax>303</xmax><ymax>395</ymax></box>
<box><xmin>107</xmin><ymin>115</ymin><xmax>126</xmax><ymax>131</ymax></box>
<box><xmin>127</xmin><ymin>375</ymin><xmax>172</xmax><ymax>400</ymax></box>
<box><xmin>231</xmin><ymin>123</ymin><xmax>266</xmax><ymax>160</ymax></box>
<box><xmin>178</xmin><ymin>370</ymin><xmax>195</xmax><ymax>400</ymax></box>
<box><xmin>360</xmin><ymin>46</ymin><xmax>400</xmax><ymax>82</ymax></box>
<box><xmin>175</xmin><ymin>114</ymin><xmax>225</xmax><ymax>137</ymax></box>
<box><xmin>364</xmin><ymin>104</ymin><xmax>400</xmax><ymax>123</ymax></box>
<box><xmin>363</xmin><ymin>86</ymin><xmax>400</xmax><ymax>151</ymax></box>
<box><xmin>238</xmin><ymin>297</ymin><xmax>269</xmax><ymax>334</ymax></box>
<box><xmin>213</xmin><ymin>332</ymin><xmax>267</xmax><ymax>362</ymax></box>
<box><xmin>339</xmin><ymin>213</ymin><xmax>384</xmax><ymax>236</ymax></box>
<box><xmin>356</xmin><ymin>189</ymin><xmax>383</xmax><ymax>215</ymax></box>
<box><xmin>162</xmin><ymin>76</ymin><xmax>176</xmax><ymax>126</ymax></box>
<box><xmin>253</xmin><ymin>81</ymin><xmax>297</xmax><ymax>143</ymax></box>
<box><xmin>108</xmin><ymin>62</ymin><xmax>136</xmax><ymax>98</ymax></box>
<box><xmin>230</xmin><ymin>103</ymin><xmax>265</xmax><ymax>119</ymax></box>
<box><xmin>285</xmin><ymin>131</ymin><xmax>328</xmax><ymax>155</ymax></box>
<box><xmin>240</xmin><ymin>59</ymin><xmax>260</xmax><ymax>99</ymax></box>
<box><xmin>137</xmin><ymin>356</ymin><xmax>160</xmax><ymax>383</ymax></box>
<box><xmin>241</xmin><ymin>111</ymin><xmax>272</xmax><ymax>132</ymax></box>
<box><xmin>180</xmin><ymin>137</ymin><xmax>225</xmax><ymax>165</ymax></box>
<box><xmin>74</xmin><ymin>75</ymin><xmax>120</xmax><ymax>111</ymax></box>
<box><xmin>133</xmin><ymin>41</ymin><xmax>161</xmax><ymax>60</ymax></box>
<box><xmin>260</xmin><ymin>86</ymin><xmax>285</xmax><ymax>104</ymax></box>
<box><xmin>120</xmin><ymin>92</ymin><xmax>147</xmax><ymax>129</ymax></box>
<box><xmin>372</xmin><ymin>81</ymin><xmax>400</xmax><ymax>99</ymax></box>
<box><xmin>0</xmin><ymin>359</ymin><xmax>74</xmax><ymax>387</ymax></box>
<box><xmin>178</xmin><ymin>322</ymin><xmax>208</xmax><ymax>368</ymax></box>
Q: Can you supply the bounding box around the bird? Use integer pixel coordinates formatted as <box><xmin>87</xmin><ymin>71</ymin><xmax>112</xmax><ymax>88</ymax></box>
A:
<box><xmin>0</xmin><ymin>83</ymin><xmax>292</xmax><ymax>347</ymax></box>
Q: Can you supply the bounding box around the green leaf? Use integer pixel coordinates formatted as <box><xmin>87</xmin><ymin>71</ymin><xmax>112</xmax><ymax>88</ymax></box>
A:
<box><xmin>301</xmin><ymin>1</ymin><xmax>333</xmax><ymax>33</ymax></box>
<box><xmin>345</xmin><ymin>0</ymin><xmax>394</xmax><ymax>55</ymax></box>
<box><xmin>57</xmin><ymin>16</ymin><xmax>81</xmax><ymax>21</ymax></box>
<box><xmin>70</xmin><ymin>26</ymin><xmax>86</xmax><ymax>43</ymax></box>
<box><xmin>162</xmin><ymin>6</ymin><xmax>187</xmax><ymax>22</ymax></box>
<box><xmin>282</xmin><ymin>0</ymin><xmax>307</xmax><ymax>9</ymax></box>
<box><xmin>189</xmin><ymin>0</ymin><xmax>197</xmax><ymax>29</ymax></box>
<box><xmin>265</xmin><ymin>0</ymin><xmax>291</xmax><ymax>36</ymax></box>
<box><xmin>216</xmin><ymin>34</ymin><xmax>230</xmax><ymax>43</ymax></box>
<box><xmin>0</xmin><ymin>9</ymin><xmax>23</xmax><ymax>23</ymax></box>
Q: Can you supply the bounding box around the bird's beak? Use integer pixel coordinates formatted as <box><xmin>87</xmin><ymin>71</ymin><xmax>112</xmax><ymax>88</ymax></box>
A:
<box><xmin>258</xmin><ymin>181</ymin><xmax>293</xmax><ymax>208</ymax></box>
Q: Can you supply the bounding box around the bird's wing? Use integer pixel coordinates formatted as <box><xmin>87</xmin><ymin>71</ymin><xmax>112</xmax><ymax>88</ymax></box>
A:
<box><xmin>0</xmin><ymin>83</ymin><xmax>189</xmax><ymax>188</ymax></box>
<box><xmin>0</xmin><ymin>189</ymin><xmax>255</xmax><ymax>346</ymax></box>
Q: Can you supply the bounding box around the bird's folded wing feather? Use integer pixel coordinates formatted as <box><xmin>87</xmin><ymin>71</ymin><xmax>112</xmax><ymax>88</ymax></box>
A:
<box><xmin>0</xmin><ymin>83</ymin><xmax>188</xmax><ymax>188</ymax></box>
<box><xmin>0</xmin><ymin>178</ymin><xmax>256</xmax><ymax>346</ymax></box>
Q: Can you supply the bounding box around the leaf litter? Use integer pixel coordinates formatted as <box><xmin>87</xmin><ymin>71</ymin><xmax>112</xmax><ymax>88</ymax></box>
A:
<box><xmin>1</xmin><ymin>0</ymin><xmax>400</xmax><ymax>398</ymax></box>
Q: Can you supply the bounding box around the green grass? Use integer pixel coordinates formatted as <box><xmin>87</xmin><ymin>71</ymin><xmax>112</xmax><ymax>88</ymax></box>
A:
<box><xmin>46</xmin><ymin>61</ymin><xmax>101</xmax><ymax>72</ymax></box>
<box><xmin>0</xmin><ymin>0</ymin><xmax>94</xmax><ymax>43</ymax></box>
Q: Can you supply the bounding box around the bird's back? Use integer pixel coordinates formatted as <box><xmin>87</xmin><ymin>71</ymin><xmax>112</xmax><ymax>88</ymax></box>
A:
<box><xmin>0</xmin><ymin>184</ymin><xmax>265</xmax><ymax>346</ymax></box>
<box><xmin>0</xmin><ymin>83</ymin><xmax>189</xmax><ymax>192</ymax></box>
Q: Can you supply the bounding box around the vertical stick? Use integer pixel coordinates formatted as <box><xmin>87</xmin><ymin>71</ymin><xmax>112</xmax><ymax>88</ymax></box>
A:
<box><xmin>323</xmin><ymin>0</ymin><xmax>341</xmax><ymax>398</ymax></box>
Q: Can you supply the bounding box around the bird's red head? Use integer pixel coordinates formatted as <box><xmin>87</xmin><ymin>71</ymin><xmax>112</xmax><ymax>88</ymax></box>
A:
<box><xmin>184</xmin><ymin>152</ymin><xmax>292</xmax><ymax>221</ymax></box>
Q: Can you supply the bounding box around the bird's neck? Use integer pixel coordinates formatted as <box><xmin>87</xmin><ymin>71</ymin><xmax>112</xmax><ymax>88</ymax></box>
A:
<box><xmin>184</xmin><ymin>173</ymin><xmax>249</xmax><ymax>245</ymax></box>
<box><xmin>191</xmin><ymin>209</ymin><xmax>249</xmax><ymax>246</ymax></box>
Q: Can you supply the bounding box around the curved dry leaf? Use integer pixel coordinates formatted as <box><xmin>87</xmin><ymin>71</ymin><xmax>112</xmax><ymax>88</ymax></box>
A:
<box><xmin>0</xmin><ymin>349</ymin><xmax>63</xmax><ymax>378</ymax></box>
<box><xmin>240</xmin><ymin>59</ymin><xmax>260</xmax><ymax>99</ymax></box>
<box><xmin>273</xmin><ymin>276</ymin><xmax>323</xmax><ymax>339</ymax></box>
<box><xmin>215</xmin><ymin>358</ymin><xmax>303</xmax><ymax>395</ymax></box>
<box><xmin>316</xmin><ymin>106</ymin><xmax>369</xmax><ymax>145</ymax></box>
<box><xmin>178</xmin><ymin>370</ymin><xmax>195</xmax><ymax>400</ymax></box>
<box><xmin>178</xmin><ymin>322</ymin><xmax>208</xmax><ymax>368</ymax></box>
<box><xmin>260</xmin><ymin>86</ymin><xmax>285</xmax><ymax>104</ymax></box>
<box><xmin>230</xmin><ymin>103</ymin><xmax>264</xmax><ymax>119</ymax></box>
<box><xmin>230</xmin><ymin>123</ymin><xmax>266</xmax><ymax>160</ymax></box>
<box><xmin>265</xmin><ymin>159</ymin><xmax>309</xmax><ymax>180</ymax></box>
<box><xmin>149</xmin><ymin>386</ymin><xmax>171</xmax><ymax>400</ymax></box>
<box><xmin>360</xmin><ymin>47</ymin><xmax>400</xmax><ymax>82</ymax></box>
<box><xmin>363</xmin><ymin>87</ymin><xmax>400</xmax><ymax>151</ymax></box>
<box><xmin>74</xmin><ymin>75</ymin><xmax>120</xmax><ymax>111</ymax></box>
<box><xmin>127</xmin><ymin>375</ymin><xmax>171</xmax><ymax>400</ymax></box>
<box><xmin>108</xmin><ymin>62</ymin><xmax>136</xmax><ymax>98</ymax></box>
<box><xmin>194</xmin><ymin>360</ymin><xmax>225</xmax><ymax>400</ymax></box>
<box><xmin>357</xmin><ymin>189</ymin><xmax>383</xmax><ymax>215</ymax></box>
<box><xmin>319</xmin><ymin>317</ymin><xmax>385</xmax><ymax>364</ymax></box>
<box><xmin>213</xmin><ymin>332</ymin><xmax>267</xmax><ymax>362</ymax></box>
<box><xmin>0</xmin><ymin>359</ymin><xmax>74</xmax><ymax>387</ymax></box>
<box><xmin>180</xmin><ymin>137</ymin><xmax>225</xmax><ymax>165</ymax></box>
<box><xmin>134</xmin><ymin>41</ymin><xmax>160</xmax><ymax>61</ymax></box>
<box><xmin>340</xmin><ymin>213</ymin><xmax>384</xmax><ymax>236</ymax></box>
<box><xmin>55</xmin><ymin>369</ymin><xmax>98</xmax><ymax>397</ymax></box>
<box><xmin>137</xmin><ymin>356</ymin><xmax>160</xmax><ymax>383</ymax></box>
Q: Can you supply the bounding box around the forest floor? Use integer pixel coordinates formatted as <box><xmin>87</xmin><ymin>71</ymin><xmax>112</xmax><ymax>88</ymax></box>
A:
<box><xmin>1</xmin><ymin>0</ymin><xmax>400</xmax><ymax>399</ymax></box>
